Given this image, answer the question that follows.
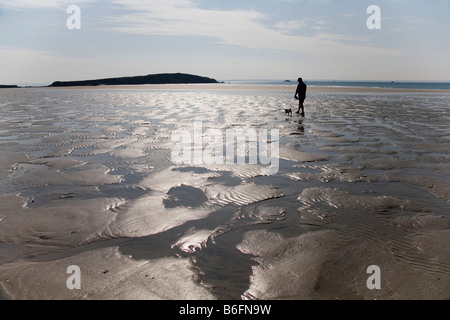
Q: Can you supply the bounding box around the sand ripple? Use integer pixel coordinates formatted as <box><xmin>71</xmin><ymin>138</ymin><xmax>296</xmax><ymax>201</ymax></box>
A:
<box><xmin>0</xmin><ymin>88</ymin><xmax>449</xmax><ymax>299</ymax></box>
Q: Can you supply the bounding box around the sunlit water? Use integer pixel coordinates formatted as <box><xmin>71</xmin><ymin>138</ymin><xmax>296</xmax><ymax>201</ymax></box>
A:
<box><xmin>0</xmin><ymin>87</ymin><xmax>449</xmax><ymax>299</ymax></box>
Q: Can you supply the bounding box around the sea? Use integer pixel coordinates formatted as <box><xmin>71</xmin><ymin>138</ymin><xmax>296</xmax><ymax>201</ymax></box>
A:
<box><xmin>0</xmin><ymin>84</ymin><xmax>449</xmax><ymax>300</ymax></box>
<box><xmin>226</xmin><ymin>79</ymin><xmax>450</xmax><ymax>91</ymax></box>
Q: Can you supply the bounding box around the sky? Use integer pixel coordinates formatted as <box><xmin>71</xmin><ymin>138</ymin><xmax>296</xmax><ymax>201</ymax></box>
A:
<box><xmin>0</xmin><ymin>0</ymin><xmax>449</xmax><ymax>85</ymax></box>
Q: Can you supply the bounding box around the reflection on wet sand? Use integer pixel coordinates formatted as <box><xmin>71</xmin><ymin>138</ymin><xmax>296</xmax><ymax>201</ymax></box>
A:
<box><xmin>0</xmin><ymin>87</ymin><xmax>449</xmax><ymax>300</ymax></box>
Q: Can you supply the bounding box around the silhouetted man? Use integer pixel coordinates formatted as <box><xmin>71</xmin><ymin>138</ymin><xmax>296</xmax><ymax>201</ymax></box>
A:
<box><xmin>295</xmin><ymin>77</ymin><xmax>307</xmax><ymax>116</ymax></box>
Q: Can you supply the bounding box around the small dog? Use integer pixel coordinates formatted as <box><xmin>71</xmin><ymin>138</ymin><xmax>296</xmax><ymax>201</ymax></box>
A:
<box><xmin>284</xmin><ymin>108</ymin><xmax>292</xmax><ymax>116</ymax></box>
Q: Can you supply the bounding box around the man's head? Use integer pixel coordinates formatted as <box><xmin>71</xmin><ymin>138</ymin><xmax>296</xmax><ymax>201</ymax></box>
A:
<box><xmin>298</xmin><ymin>77</ymin><xmax>302</xmax><ymax>83</ymax></box>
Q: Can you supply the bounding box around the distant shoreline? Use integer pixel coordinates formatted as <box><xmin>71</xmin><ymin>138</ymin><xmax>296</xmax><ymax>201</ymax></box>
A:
<box><xmin>0</xmin><ymin>85</ymin><xmax>19</xmax><ymax>89</ymax></box>
<box><xmin>48</xmin><ymin>73</ymin><xmax>219</xmax><ymax>87</ymax></box>
<box><xmin>6</xmin><ymin>83</ymin><xmax>450</xmax><ymax>93</ymax></box>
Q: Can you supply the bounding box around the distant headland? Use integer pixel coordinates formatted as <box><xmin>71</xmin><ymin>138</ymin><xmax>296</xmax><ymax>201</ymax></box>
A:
<box><xmin>49</xmin><ymin>73</ymin><xmax>219</xmax><ymax>87</ymax></box>
<box><xmin>0</xmin><ymin>85</ymin><xmax>19</xmax><ymax>88</ymax></box>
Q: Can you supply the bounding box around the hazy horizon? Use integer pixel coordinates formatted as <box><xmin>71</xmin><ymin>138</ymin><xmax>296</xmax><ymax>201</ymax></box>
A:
<box><xmin>1</xmin><ymin>0</ymin><xmax>449</xmax><ymax>84</ymax></box>
<box><xmin>9</xmin><ymin>77</ymin><xmax>450</xmax><ymax>88</ymax></box>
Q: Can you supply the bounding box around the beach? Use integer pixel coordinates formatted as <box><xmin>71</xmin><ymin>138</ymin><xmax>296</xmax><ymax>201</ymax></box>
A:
<box><xmin>0</xmin><ymin>84</ymin><xmax>449</xmax><ymax>300</ymax></box>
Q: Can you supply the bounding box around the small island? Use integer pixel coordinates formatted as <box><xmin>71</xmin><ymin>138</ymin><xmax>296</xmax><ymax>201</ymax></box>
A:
<box><xmin>49</xmin><ymin>73</ymin><xmax>218</xmax><ymax>87</ymax></box>
<box><xmin>0</xmin><ymin>85</ymin><xmax>19</xmax><ymax>88</ymax></box>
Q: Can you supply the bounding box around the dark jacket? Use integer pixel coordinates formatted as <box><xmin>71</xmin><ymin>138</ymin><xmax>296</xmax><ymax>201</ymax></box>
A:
<box><xmin>296</xmin><ymin>81</ymin><xmax>307</xmax><ymax>100</ymax></box>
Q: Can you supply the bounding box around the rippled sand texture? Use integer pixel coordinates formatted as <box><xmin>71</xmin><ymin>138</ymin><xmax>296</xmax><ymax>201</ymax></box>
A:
<box><xmin>0</xmin><ymin>87</ymin><xmax>449</xmax><ymax>300</ymax></box>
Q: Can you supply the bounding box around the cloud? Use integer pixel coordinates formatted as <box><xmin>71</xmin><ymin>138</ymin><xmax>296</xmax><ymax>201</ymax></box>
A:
<box><xmin>0</xmin><ymin>0</ymin><xmax>402</xmax><ymax>58</ymax></box>
<box><xmin>108</xmin><ymin>0</ymin><xmax>401</xmax><ymax>57</ymax></box>
<box><xmin>274</xmin><ymin>20</ymin><xmax>306</xmax><ymax>33</ymax></box>
<box><xmin>0</xmin><ymin>0</ymin><xmax>95</xmax><ymax>10</ymax></box>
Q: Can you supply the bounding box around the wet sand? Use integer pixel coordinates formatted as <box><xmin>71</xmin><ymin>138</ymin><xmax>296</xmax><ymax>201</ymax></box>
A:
<box><xmin>0</xmin><ymin>86</ymin><xmax>449</xmax><ymax>300</ymax></box>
